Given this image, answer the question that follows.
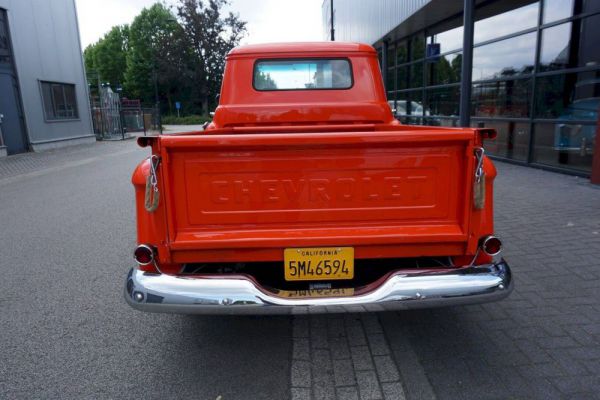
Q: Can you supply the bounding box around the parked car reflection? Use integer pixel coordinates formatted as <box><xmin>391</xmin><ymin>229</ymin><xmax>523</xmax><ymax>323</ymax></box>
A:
<box><xmin>554</xmin><ymin>98</ymin><xmax>598</xmax><ymax>156</ymax></box>
<box><xmin>388</xmin><ymin>100</ymin><xmax>431</xmax><ymax>124</ymax></box>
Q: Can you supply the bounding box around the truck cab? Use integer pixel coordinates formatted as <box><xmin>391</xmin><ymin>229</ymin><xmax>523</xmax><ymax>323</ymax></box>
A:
<box><xmin>125</xmin><ymin>42</ymin><xmax>512</xmax><ymax>314</ymax></box>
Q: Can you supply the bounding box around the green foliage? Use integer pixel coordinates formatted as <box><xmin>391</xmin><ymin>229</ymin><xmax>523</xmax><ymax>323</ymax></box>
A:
<box><xmin>124</xmin><ymin>3</ymin><xmax>181</xmax><ymax>102</ymax></box>
<box><xmin>254</xmin><ymin>71</ymin><xmax>277</xmax><ymax>90</ymax></box>
<box><xmin>161</xmin><ymin>114</ymin><xmax>212</xmax><ymax>125</ymax></box>
<box><xmin>85</xmin><ymin>1</ymin><xmax>246</xmax><ymax>116</ymax></box>
<box><xmin>176</xmin><ymin>0</ymin><xmax>247</xmax><ymax>113</ymax></box>
<box><xmin>83</xmin><ymin>45</ymin><xmax>97</xmax><ymax>78</ymax></box>
<box><xmin>84</xmin><ymin>25</ymin><xmax>129</xmax><ymax>91</ymax></box>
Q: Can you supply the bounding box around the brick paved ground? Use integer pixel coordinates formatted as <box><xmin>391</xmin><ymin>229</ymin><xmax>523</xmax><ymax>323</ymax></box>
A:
<box><xmin>384</xmin><ymin>162</ymin><xmax>600</xmax><ymax>400</ymax></box>
<box><xmin>290</xmin><ymin>162</ymin><xmax>600</xmax><ymax>400</ymax></box>
<box><xmin>291</xmin><ymin>314</ymin><xmax>406</xmax><ymax>400</ymax></box>
<box><xmin>2</xmin><ymin>143</ymin><xmax>599</xmax><ymax>399</ymax></box>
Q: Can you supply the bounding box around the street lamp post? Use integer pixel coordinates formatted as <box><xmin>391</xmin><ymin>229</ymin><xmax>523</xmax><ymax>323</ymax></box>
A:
<box><xmin>330</xmin><ymin>0</ymin><xmax>335</xmax><ymax>41</ymax></box>
<box><xmin>459</xmin><ymin>0</ymin><xmax>475</xmax><ymax>127</ymax></box>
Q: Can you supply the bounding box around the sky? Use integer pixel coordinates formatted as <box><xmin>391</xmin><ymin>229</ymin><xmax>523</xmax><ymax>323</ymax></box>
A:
<box><xmin>75</xmin><ymin>0</ymin><xmax>325</xmax><ymax>50</ymax></box>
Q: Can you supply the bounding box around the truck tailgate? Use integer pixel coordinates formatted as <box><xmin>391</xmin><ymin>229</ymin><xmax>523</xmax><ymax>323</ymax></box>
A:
<box><xmin>158</xmin><ymin>130</ymin><xmax>476</xmax><ymax>261</ymax></box>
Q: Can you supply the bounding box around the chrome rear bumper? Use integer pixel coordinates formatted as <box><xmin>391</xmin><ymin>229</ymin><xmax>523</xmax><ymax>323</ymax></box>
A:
<box><xmin>124</xmin><ymin>260</ymin><xmax>512</xmax><ymax>315</ymax></box>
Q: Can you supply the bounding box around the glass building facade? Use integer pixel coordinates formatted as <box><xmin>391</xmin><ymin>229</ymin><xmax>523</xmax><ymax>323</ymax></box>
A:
<box><xmin>326</xmin><ymin>0</ymin><xmax>600</xmax><ymax>178</ymax></box>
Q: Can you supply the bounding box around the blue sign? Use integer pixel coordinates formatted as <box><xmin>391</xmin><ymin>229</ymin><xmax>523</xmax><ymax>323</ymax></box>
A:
<box><xmin>426</xmin><ymin>43</ymin><xmax>441</xmax><ymax>62</ymax></box>
<box><xmin>175</xmin><ymin>101</ymin><xmax>181</xmax><ymax>110</ymax></box>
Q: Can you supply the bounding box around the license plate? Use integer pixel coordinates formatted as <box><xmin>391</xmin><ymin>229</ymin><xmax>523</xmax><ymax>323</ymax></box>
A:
<box><xmin>278</xmin><ymin>288</ymin><xmax>355</xmax><ymax>298</ymax></box>
<box><xmin>284</xmin><ymin>247</ymin><xmax>354</xmax><ymax>281</ymax></box>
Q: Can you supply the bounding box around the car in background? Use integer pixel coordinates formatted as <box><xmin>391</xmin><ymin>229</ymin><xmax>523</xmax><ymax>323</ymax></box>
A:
<box><xmin>387</xmin><ymin>100</ymin><xmax>430</xmax><ymax>121</ymax></box>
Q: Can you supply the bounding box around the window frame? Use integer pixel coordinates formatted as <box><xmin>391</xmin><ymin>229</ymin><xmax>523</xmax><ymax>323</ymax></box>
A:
<box><xmin>39</xmin><ymin>80</ymin><xmax>80</xmax><ymax>122</ymax></box>
<box><xmin>252</xmin><ymin>58</ymin><xmax>354</xmax><ymax>92</ymax></box>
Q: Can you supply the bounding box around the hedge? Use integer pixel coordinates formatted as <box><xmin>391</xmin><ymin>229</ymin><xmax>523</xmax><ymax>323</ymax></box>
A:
<box><xmin>161</xmin><ymin>115</ymin><xmax>212</xmax><ymax>125</ymax></box>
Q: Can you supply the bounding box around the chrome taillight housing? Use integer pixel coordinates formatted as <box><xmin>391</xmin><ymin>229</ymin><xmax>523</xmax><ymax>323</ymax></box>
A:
<box><xmin>133</xmin><ymin>244</ymin><xmax>155</xmax><ymax>265</ymax></box>
<box><xmin>481</xmin><ymin>235</ymin><xmax>502</xmax><ymax>256</ymax></box>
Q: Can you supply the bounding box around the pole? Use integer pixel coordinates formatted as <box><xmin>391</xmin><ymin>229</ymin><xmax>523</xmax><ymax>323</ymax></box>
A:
<box><xmin>382</xmin><ymin>40</ymin><xmax>388</xmax><ymax>91</ymax></box>
<box><xmin>330</xmin><ymin>0</ymin><xmax>335</xmax><ymax>41</ymax></box>
<box><xmin>591</xmin><ymin>108</ymin><xmax>600</xmax><ymax>184</ymax></box>
<box><xmin>153</xmin><ymin>63</ymin><xmax>162</xmax><ymax>134</ymax></box>
<box><xmin>459</xmin><ymin>0</ymin><xmax>475</xmax><ymax>127</ymax></box>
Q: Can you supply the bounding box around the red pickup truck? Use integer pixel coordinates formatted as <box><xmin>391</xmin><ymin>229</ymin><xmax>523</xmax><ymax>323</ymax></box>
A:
<box><xmin>125</xmin><ymin>42</ymin><xmax>512</xmax><ymax>314</ymax></box>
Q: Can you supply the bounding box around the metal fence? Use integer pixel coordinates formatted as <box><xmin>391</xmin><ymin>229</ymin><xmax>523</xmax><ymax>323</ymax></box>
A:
<box><xmin>90</xmin><ymin>89</ymin><xmax>160</xmax><ymax>140</ymax></box>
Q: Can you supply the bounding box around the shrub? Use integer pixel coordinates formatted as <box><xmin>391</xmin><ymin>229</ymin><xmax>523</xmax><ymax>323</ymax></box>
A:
<box><xmin>161</xmin><ymin>114</ymin><xmax>212</xmax><ymax>125</ymax></box>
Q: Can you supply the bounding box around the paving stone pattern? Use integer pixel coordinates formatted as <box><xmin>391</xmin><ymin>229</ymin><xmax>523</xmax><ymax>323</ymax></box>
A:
<box><xmin>290</xmin><ymin>162</ymin><xmax>600</xmax><ymax>400</ymax></box>
<box><xmin>388</xmin><ymin>163</ymin><xmax>600</xmax><ymax>400</ymax></box>
<box><xmin>291</xmin><ymin>314</ymin><xmax>407</xmax><ymax>400</ymax></box>
<box><xmin>3</xmin><ymin>143</ymin><xmax>598</xmax><ymax>399</ymax></box>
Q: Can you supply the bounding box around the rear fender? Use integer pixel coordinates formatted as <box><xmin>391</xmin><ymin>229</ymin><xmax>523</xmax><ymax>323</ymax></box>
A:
<box><xmin>132</xmin><ymin>151</ymin><xmax>177</xmax><ymax>272</ymax></box>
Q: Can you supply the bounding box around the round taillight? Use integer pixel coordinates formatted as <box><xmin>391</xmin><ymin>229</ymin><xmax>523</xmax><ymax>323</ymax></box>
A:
<box><xmin>134</xmin><ymin>244</ymin><xmax>154</xmax><ymax>265</ymax></box>
<box><xmin>482</xmin><ymin>236</ymin><xmax>502</xmax><ymax>256</ymax></box>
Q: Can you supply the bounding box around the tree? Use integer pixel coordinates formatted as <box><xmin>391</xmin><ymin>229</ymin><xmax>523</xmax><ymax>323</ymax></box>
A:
<box><xmin>84</xmin><ymin>25</ymin><xmax>129</xmax><ymax>91</ymax></box>
<box><xmin>95</xmin><ymin>25</ymin><xmax>129</xmax><ymax>87</ymax></box>
<box><xmin>86</xmin><ymin>0</ymin><xmax>247</xmax><ymax>115</ymax></box>
<box><xmin>177</xmin><ymin>0</ymin><xmax>247</xmax><ymax>114</ymax></box>
<box><xmin>255</xmin><ymin>71</ymin><xmax>277</xmax><ymax>90</ymax></box>
<box><xmin>124</xmin><ymin>3</ymin><xmax>181</xmax><ymax>104</ymax></box>
<box><xmin>83</xmin><ymin>43</ymin><xmax>98</xmax><ymax>90</ymax></box>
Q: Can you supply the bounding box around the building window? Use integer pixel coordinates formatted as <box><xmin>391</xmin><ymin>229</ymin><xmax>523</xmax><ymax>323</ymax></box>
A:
<box><xmin>472</xmin><ymin>78</ymin><xmax>533</xmax><ymax>118</ymax></box>
<box><xmin>427</xmin><ymin>25</ymin><xmax>463</xmax><ymax>54</ymax></box>
<box><xmin>425</xmin><ymin>86</ymin><xmax>460</xmax><ymax>117</ymax></box>
<box><xmin>475</xmin><ymin>120</ymin><xmax>530</xmax><ymax>161</ymax></box>
<box><xmin>532</xmin><ymin>122</ymin><xmax>595</xmax><ymax>172</ymax></box>
<box><xmin>582</xmin><ymin>0</ymin><xmax>600</xmax><ymax>14</ymax></box>
<box><xmin>396</xmin><ymin>90</ymin><xmax>424</xmax><ymax>117</ymax></box>
<box><xmin>539</xmin><ymin>14</ymin><xmax>600</xmax><ymax>72</ymax></box>
<box><xmin>376</xmin><ymin>0</ymin><xmax>600</xmax><ymax>175</ymax></box>
<box><xmin>543</xmin><ymin>0</ymin><xmax>574</xmax><ymax>23</ymax></box>
<box><xmin>472</xmin><ymin>32</ymin><xmax>537</xmax><ymax>81</ymax></box>
<box><xmin>474</xmin><ymin>2</ymin><xmax>539</xmax><ymax>44</ymax></box>
<box><xmin>534</xmin><ymin>71</ymin><xmax>600</xmax><ymax>119</ymax></box>
<box><xmin>539</xmin><ymin>22</ymin><xmax>572</xmax><ymax>72</ymax></box>
<box><xmin>396</xmin><ymin>41</ymin><xmax>408</xmax><ymax>65</ymax></box>
<box><xmin>410</xmin><ymin>34</ymin><xmax>426</xmax><ymax>61</ymax></box>
<box><xmin>0</xmin><ymin>11</ymin><xmax>13</xmax><ymax>66</ymax></box>
<box><xmin>409</xmin><ymin>62</ymin><xmax>424</xmax><ymax>88</ymax></box>
<box><xmin>396</xmin><ymin>66</ymin><xmax>409</xmax><ymax>90</ymax></box>
<box><xmin>40</xmin><ymin>81</ymin><xmax>79</xmax><ymax>120</ymax></box>
<box><xmin>427</xmin><ymin>53</ymin><xmax>462</xmax><ymax>86</ymax></box>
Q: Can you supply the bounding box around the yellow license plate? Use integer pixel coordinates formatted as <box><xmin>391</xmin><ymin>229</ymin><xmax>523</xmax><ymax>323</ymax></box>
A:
<box><xmin>284</xmin><ymin>247</ymin><xmax>354</xmax><ymax>281</ymax></box>
<box><xmin>278</xmin><ymin>288</ymin><xmax>355</xmax><ymax>298</ymax></box>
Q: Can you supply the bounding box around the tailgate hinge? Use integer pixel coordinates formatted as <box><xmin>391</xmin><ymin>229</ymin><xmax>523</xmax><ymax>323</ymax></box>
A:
<box><xmin>473</xmin><ymin>147</ymin><xmax>485</xmax><ymax>210</ymax></box>
<box><xmin>145</xmin><ymin>155</ymin><xmax>161</xmax><ymax>212</ymax></box>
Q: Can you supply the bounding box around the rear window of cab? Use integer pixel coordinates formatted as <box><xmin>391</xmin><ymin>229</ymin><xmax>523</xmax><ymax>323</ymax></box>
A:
<box><xmin>253</xmin><ymin>59</ymin><xmax>353</xmax><ymax>91</ymax></box>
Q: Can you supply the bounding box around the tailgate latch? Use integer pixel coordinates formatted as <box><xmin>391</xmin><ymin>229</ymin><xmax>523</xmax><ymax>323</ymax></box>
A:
<box><xmin>474</xmin><ymin>148</ymin><xmax>485</xmax><ymax>210</ymax></box>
